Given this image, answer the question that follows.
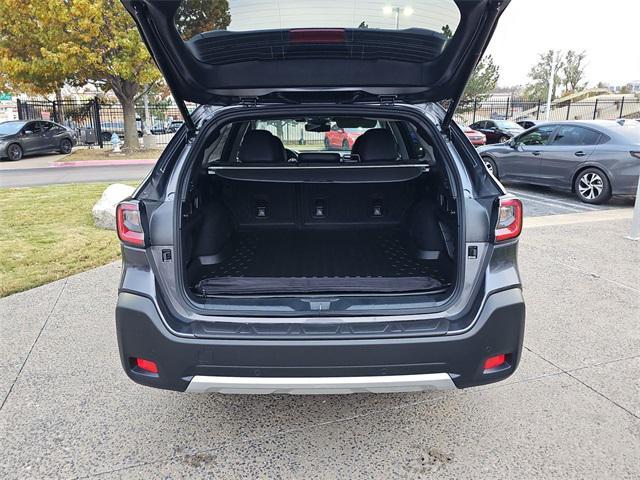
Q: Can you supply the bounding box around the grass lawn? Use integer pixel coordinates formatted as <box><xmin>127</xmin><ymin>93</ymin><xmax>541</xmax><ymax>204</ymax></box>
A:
<box><xmin>0</xmin><ymin>183</ymin><xmax>130</xmax><ymax>297</ymax></box>
<box><xmin>58</xmin><ymin>148</ymin><xmax>162</xmax><ymax>161</ymax></box>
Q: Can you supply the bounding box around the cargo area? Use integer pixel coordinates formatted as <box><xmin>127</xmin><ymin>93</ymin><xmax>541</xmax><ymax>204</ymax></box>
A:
<box><xmin>182</xmin><ymin>174</ymin><xmax>458</xmax><ymax>297</ymax></box>
<box><xmin>178</xmin><ymin>118</ymin><xmax>460</xmax><ymax>299</ymax></box>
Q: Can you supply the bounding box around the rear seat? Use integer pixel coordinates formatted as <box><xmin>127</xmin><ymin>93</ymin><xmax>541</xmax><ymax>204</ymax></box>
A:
<box><xmin>351</xmin><ymin>128</ymin><xmax>400</xmax><ymax>162</ymax></box>
<box><xmin>238</xmin><ymin>129</ymin><xmax>286</xmax><ymax>163</ymax></box>
<box><xmin>220</xmin><ymin>127</ymin><xmax>415</xmax><ymax>229</ymax></box>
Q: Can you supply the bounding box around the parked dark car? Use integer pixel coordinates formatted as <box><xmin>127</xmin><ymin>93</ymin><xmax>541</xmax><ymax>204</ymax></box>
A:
<box><xmin>166</xmin><ymin>120</ymin><xmax>184</xmax><ymax>133</ymax></box>
<box><xmin>0</xmin><ymin>120</ymin><xmax>76</xmax><ymax>161</ymax></box>
<box><xmin>517</xmin><ymin>119</ymin><xmax>540</xmax><ymax>130</ymax></box>
<box><xmin>478</xmin><ymin>120</ymin><xmax>640</xmax><ymax>203</ymax></box>
<box><xmin>115</xmin><ymin>0</ymin><xmax>525</xmax><ymax>394</ymax></box>
<box><xmin>470</xmin><ymin>119</ymin><xmax>524</xmax><ymax>144</ymax></box>
<box><xmin>150</xmin><ymin>122</ymin><xmax>168</xmax><ymax>135</ymax></box>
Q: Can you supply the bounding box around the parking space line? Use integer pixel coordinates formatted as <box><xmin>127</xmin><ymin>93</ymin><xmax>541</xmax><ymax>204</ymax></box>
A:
<box><xmin>509</xmin><ymin>189</ymin><xmax>600</xmax><ymax>211</ymax></box>
<box><xmin>515</xmin><ymin>195</ymin><xmax>585</xmax><ymax>212</ymax></box>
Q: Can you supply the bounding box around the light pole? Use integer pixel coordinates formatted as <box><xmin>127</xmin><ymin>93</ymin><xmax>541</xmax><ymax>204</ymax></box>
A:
<box><xmin>383</xmin><ymin>5</ymin><xmax>414</xmax><ymax>30</ymax></box>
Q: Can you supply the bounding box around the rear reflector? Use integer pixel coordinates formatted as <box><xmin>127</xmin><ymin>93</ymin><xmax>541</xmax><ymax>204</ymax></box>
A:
<box><xmin>289</xmin><ymin>29</ymin><xmax>346</xmax><ymax>43</ymax></box>
<box><xmin>135</xmin><ymin>358</ymin><xmax>158</xmax><ymax>374</ymax></box>
<box><xmin>483</xmin><ymin>354</ymin><xmax>507</xmax><ymax>371</ymax></box>
<box><xmin>495</xmin><ymin>197</ymin><xmax>523</xmax><ymax>242</ymax></box>
<box><xmin>116</xmin><ymin>201</ymin><xmax>145</xmax><ymax>247</ymax></box>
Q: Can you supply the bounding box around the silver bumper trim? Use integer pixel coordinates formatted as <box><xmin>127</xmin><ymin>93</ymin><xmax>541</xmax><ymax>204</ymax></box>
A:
<box><xmin>185</xmin><ymin>373</ymin><xmax>456</xmax><ymax>394</ymax></box>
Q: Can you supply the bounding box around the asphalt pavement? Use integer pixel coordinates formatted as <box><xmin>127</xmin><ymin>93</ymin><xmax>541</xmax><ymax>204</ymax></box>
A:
<box><xmin>0</xmin><ymin>164</ymin><xmax>153</xmax><ymax>188</ymax></box>
<box><xmin>0</xmin><ymin>211</ymin><xmax>638</xmax><ymax>479</ymax></box>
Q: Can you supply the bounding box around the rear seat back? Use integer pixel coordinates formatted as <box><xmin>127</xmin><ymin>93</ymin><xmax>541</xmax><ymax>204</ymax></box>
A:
<box><xmin>351</xmin><ymin>128</ymin><xmax>399</xmax><ymax>162</ymax></box>
<box><xmin>238</xmin><ymin>129</ymin><xmax>286</xmax><ymax>163</ymax></box>
<box><xmin>218</xmin><ymin>178</ymin><xmax>417</xmax><ymax>229</ymax></box>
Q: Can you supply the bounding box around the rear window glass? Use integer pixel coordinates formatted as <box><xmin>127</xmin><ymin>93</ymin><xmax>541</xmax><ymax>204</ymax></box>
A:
<box><xmin>551</xmin><ymin>126</ymin><xmax>601</xmax><ymax>146</ymax></box>
<box><xmin>204</xmin><ymin>117</ymin><xmax>432</xmax><ymax>164</ymax></box>
<box><xmin>176</xmin><ymin>1</ymin><xmax>462</xmax><ymax>56</ymax></box>
<box><xmin>254</xmin><ymin>119</ymin><xmax>380</xmax><ymax>152</ymax></box>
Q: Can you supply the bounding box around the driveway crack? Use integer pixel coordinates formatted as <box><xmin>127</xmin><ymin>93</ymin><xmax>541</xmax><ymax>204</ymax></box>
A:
<box><xmin>0</xmin><ymin>279</ymin><xmax>68</xmax><ymax>412</ymax></box>
<box><xmin>524</xmin><ymin>346</ymin><xmax>639</xmax><ymax>420</ymax></box>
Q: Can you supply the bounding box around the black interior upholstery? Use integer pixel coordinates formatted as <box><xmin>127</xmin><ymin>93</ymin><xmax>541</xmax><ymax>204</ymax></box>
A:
<box><xmin>217</xmin><ymin>178</ymin><xmax>416</xmax><ymax>229</ymax></box>
<box><xmin>297</xmin><ymin>152</ymin><xmax>341</xmax><ymax>163</ymax></box>
<box><xmin>183</xmin><ymin>173</ymin><xmax>457</xmax><ymax>296</ymax></box>
<box><xmin>351</xmin><ymin>128</ymin><xmax>399</xmax><ymax>162</ymax></box>
<box><xmin>238</xmin><ymin>129</ymin><xmax>286</xmax><ymax>163</ymax></box>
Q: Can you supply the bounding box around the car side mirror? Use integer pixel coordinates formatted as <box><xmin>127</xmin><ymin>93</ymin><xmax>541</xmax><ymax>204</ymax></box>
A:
<box><xmin>23</xmin><ymin>130</ymin><xmax>33</xmax><ymax>135</ymax></box>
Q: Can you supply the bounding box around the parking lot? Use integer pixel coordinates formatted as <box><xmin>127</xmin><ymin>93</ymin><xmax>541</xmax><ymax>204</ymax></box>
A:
<box><xmin>1</xmin><ymin>210</ymin><xmax>638</xmax><ymax>479</ymax></box>
<box><xmin>1</xmin><ymin>152</ymin><xmax>636</xmax><ymax>218</ymax></box>
<box><xmin>507</xmin><ymin>183</ymin><xmax>635</xmax><ymax>217</ymax></box>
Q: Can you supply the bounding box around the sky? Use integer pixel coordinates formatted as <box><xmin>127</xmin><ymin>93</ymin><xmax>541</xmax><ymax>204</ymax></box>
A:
<box><xmin>485</xmin><ymin>0</ymin><xmax>640</xmax><ymax>86</ymax></box>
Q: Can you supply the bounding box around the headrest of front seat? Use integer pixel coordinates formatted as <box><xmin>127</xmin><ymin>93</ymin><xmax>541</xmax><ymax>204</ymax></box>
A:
<box><xmin>351</xmin><ymin>128</ymin><xmax>399</xmax><ymax>162</ymax></box>
<box><xmin>238</xmin><ymin>130</ymin><xmax>285</xmax><ymax>163</ymax></box>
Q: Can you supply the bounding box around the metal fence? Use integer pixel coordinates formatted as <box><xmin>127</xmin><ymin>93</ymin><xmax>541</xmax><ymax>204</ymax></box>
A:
<box><xmin>16</xmin><ymin>95</ymin><xmax>640</xmax><ymax>149</ymax></box>
<box><xmin>455</xmin><ymin>96</ymin><xmax>640</xmax><ymax>125</ymax></box>
<box><xmin>17</xmin><ymin>98</ymin><xmax>184</xmax><ymax>148</ymax></box>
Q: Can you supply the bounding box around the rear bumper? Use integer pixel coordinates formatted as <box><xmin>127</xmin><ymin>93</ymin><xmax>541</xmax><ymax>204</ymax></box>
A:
<box><xmin>186</xmin><ymin>373</ymin><xmax>456</xmax><ymax>394</ymax></box>
<box><xmin>116</xmin><ymin>288</ymin><xmax>525</xmax><ymax>393</ymax></box>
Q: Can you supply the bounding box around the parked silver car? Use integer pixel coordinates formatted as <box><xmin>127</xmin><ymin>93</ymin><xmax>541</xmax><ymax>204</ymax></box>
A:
<box><xmin>478</xmin><ymin>120</ymin><xmax>640</xmax><ymax>203</ymax></box>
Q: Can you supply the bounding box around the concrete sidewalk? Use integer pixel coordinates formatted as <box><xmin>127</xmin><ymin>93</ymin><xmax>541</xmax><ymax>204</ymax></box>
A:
<box><xmin>0</xmin><ymin>216</ymin><xmax>638</xmax><ymax>479</ymax></box>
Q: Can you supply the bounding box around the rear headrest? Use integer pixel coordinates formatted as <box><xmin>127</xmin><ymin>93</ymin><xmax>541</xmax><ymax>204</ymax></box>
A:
<box><xmin>238</xmin><ymin>130</ymin><xmax>285</xmax><ymax>163</ymax></box>
<box><xmin>351</xmin><ymin>128</ymin><xmax>399</xmax><ymax>163</ymax></box>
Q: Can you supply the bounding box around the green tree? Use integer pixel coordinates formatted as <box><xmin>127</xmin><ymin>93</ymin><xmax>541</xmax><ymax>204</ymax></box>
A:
<box><xmin>0</xmin><ymin>0</ymin><xmax>160</xmax><ymax>149</ymax></box>
<box><xmin>462</xmin><ymin>54</ymin><xmax>500</xmax><ymax>101</ymax></box>
<box><xmin>175</xmin><ymin>0</ymin><xmax>231</xmax><ymax>39</ymax></box>
<box><xmin>523</xmin><ymin>50</ymin><xmax>564</xmax><ymax>100</ymax></box>
<box><xmin>562</xmin><ymin>50</ymin><xmax>587</xmax><ymax>93</ymax></box>
<box><xmin>0</xmin><ymin>0</ymin><xmax>230</xmax><ymax>150</ymax></box>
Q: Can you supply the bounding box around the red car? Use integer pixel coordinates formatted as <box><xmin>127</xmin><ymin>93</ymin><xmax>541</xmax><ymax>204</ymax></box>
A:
<box><xmin>324</xmin><ymin>125</ymin><xmax>365</xmax><ymax>150</ymax></box>
<box><xmin>463</xmin><ymin>125</ymin><xmax>486</xmax><ymax>146</ymax></box>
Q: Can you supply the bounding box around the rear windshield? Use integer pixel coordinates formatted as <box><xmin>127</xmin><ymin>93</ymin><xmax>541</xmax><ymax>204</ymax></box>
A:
<box><xmin>175</xmin><ymin>1</ymin><xmax>462</xmax><ymax>48</ymax></box>
<box><xmin>494</xmin><ymin>120</ymin><xmax>523</xmax><ymax>130</ymax></box>
<box><xmin>203</xmin><ymin>117</ymin><xmax>433</xmax><ymax>164</ymax></box>
<box><xmin>218</xmin><ymin>0</ymin><xmax>461</xmax><ymax>33</ymax></box>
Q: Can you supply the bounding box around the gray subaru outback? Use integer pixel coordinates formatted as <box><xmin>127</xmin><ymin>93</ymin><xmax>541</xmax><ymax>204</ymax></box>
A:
<box><xmin>116</xmin><ymin>0</ymin><xmax>525</xmax><ymax>394</ymax></box>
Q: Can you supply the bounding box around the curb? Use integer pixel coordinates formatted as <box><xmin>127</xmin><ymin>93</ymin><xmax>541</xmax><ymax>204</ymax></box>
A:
<box><xmin>51</xmin><ymin>159</ymin><xmax>157</xmax><ymax>168</ymax></box>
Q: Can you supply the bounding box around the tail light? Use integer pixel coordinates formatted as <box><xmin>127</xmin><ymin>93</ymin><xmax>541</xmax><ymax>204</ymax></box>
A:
<box><xmin>630</xmin><ymin>151</ymin><xmax>640</xmax><ymax>160</ymax></box>
<box><xmin>116</xmin><ymin>201</ymin><xmax>145</xmax><ymax>247</ymax></box>
<box><xmin>133</xmin><ymin>357</ymin><xmax>158</xmax><ymax>374</ymax></box>
<box><xmin>495</xmin><ymin>197</ymin><xmax>523</xmax><ymax>242</ymax></box>
<box><xmin>483</xmin><ymin>354</ymin><xmax>508</xmax><ymax>371</ymax></box>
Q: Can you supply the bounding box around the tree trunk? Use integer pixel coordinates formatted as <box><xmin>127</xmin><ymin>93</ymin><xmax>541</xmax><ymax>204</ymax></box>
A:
<box><xmin>55</xmin><ymin>88</ymin><xmax>65</xmax><ymax>124</ymax></box>
<box><xmin>109</xmin><ymin>77</ymin><xmax>141</xmax><ymax>151</ymax></box>
<box><xmin>121</xmin><ymin>98</ymin><xmax>139</xmax><ymax>151</ymax></box>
